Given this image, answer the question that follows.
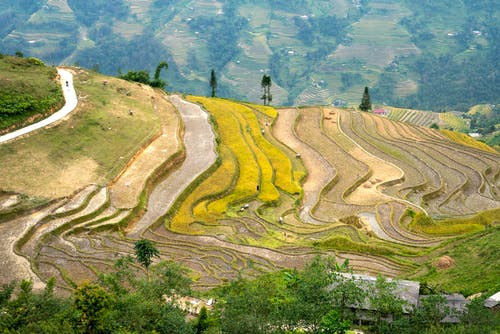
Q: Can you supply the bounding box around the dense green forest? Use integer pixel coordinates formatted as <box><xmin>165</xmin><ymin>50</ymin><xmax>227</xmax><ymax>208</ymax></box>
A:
<box><xmin>372</xmin><ymin>0</ymin><xmax>500</xmax><ymax>111</ymax></box>
<box><xmin>1</xmin><ymin>256</ymin><xmax>498</xmax><ymax>334</ymax></box>
<box><xmin>0</xmin><ymin>0</ymin><xmax>498</xmax><ymax>109</ymax></box>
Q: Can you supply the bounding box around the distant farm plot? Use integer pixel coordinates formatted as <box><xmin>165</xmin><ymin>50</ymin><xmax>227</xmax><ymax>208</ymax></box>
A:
<box><xmin>388</xmin><ymin>107</ymin><xmax>439</xmax><ymax>127</ymax></box>
<box><xmin>330</xmin><ymin>1</ymin><xmax>418</xmax><ymax>68</ymax></box>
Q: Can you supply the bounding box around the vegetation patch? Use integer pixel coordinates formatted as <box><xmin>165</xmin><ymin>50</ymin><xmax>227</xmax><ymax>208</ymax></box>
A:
<box><xmin>313</xmin><ymin>235</ymin><xmax>418</xmax><ymax>259</ymax></box>
<box><xmin>408</xmin><ymin>209</ymin><xmax>499</xmax><ymax>235</ymax></box>
<box><xmin>0</xmin><ymin>54</ymin><xmax>63</xmax><ymax>132</ymax></box>
<box><xmin>441</xmin><ymin>129</ymin><xmax>498</xmax><ymax>154</ymax></box>
<box><xmin>186</xmin><ymin>96</ymin><xmax>301</xmax><ymax>214</ymax></box>
<box><xmin>0</xmin><ymin>69</ymin><xmax>162</xmax><ymax>198</ymax></box>
<box><xmin>415</xmin><ymin>227</ymin><xmax>500</xmax><ymax>295</ymax></box>
<box><xmin>438</xmin><ymin>112</ymin><xmax>468</xmax><ymax>132</ymax></box>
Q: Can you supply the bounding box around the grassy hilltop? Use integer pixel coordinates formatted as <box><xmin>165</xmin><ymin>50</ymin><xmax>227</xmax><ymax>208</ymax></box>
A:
<box><xmin>0</xmin><ymin>57</ymin><xmax>170</xmax><ymax>201</ymax></box>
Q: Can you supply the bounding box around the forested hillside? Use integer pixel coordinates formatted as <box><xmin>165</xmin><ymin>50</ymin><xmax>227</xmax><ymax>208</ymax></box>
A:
<box><xmin>0</xmin><ymin>0</ymin><xmax>498</xmax><ymax>110</ymax></box>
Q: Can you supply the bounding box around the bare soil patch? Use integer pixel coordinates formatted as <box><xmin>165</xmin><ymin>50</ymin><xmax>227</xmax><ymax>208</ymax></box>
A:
<box><xmin>109</xmin><ymin>96</ymin><xmax>180</xmax><ymax>208</ymax></box>
<box><xmin>0</xmin><ymin>146</ymin><xmax>100</xmax><ymax>198</ymax></box>
<box><xmin>273</xmin><ymin>108</ymin><xmax>334</xmax><ymax>223</ymax></box>
<box><xmin>335</xmin><ymin>110</ymin><xmax>403</xmax><ymax>205</ymax></box>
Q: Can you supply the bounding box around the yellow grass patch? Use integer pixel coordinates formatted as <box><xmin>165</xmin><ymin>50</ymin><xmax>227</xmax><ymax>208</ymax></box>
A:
<box><xmin>244</xmin><ymin>103</ymin><xmax>278</xmax><ymax>118</ymax></box>
<box><xmin>187</xmin><ymin>97</ymin><xmax>259</xmax><ymax>213</ymax></box>
<box><xmin>409</xmin><ymin>209</ymin><xmax>499</xmax><ymax>235</ymax></box>
<box><xmin>239</xmin><ymin>104</ymin><xmax>300</xmax><ymax>195</ymax></box>
<box><xmin>441</xmin><ymin>129</ymin><xmax>497</xmax><ymax>154</ymax></box>
<box><xmin>467</xmin><ymin>104</ymin><xmax>492</xmax><ymax>116</ymax></box>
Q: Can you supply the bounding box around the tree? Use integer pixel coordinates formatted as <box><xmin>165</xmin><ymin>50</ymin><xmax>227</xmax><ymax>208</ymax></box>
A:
<box><xmin>119</xmin><ymin>61</ymin><xmax>168</xmax><ymax>89</ymax></box>
<box><xmin>134</xmin><ymin>239</ymin><xmax>160</xmax><ymax>276</ymax></box>
<box><xmin>359</xmin><ymin>86</ymin><xmax>372</xmax><ymax>111</ymax></box>
<box><xmin>151</xmin><ymin>61</ymin><xmax>168</xmax><ymax>89</ymax></box>
<box><xmin>194</xmin><ymin>306</ymin><xmax>209</xmax><ymax>334</ymax></box>
<box><xmin>368</xmin><ymin>276</ymin><xmax>407</xmax><ymax>333</ymax></box>
<box><xmin>0</xmin><ymin>279</ymin><xmax>74</xmax><ymax>332</ymax></box>
<box><xmin>210</xmin><ymin>69</ymin><xmax>217</xmax><ymax>97</ymax></box>
<box><xmin>320</xmin><ymin>309</ymin><xmax>352</xmax><ymax>334</ymax></box>
<box><xmin>73</xmin><ymin>283</ymin><xmax>112</xmax><ymax>334</ymax></box>
<box><xmin>97</xmin><ymin>257</ymin><xmax>194</xmax><ymax>333</ymax></box>
<box><xmin>119</xmin><ymin>70</ymin><xmax>151</xmax><ymax>84</ymax></box>
<box><xmin>261</xmin><ymin>74</ymin><xmax>272</xmax><ymax>105</ymax></box>
<box><xmin>330</xmin><ymin>271</ymin><xmax>366</xmax><ymax>322</ymax></box>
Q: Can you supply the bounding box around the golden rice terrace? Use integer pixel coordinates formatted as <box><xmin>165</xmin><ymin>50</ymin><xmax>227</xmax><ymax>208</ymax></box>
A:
<box><xmin>0</xmin><ymin>68</ymin><xmax>499</xmax><ymax>293</ymax></box>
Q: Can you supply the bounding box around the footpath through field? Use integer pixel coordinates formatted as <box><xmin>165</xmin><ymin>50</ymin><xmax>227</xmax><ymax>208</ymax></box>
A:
<box><xmin>0</xmin><ymin>68</ymin><xmax>77</xmax><ymax>144</ymax></box>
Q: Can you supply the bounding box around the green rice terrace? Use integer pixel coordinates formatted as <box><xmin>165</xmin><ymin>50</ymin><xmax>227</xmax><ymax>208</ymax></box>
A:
<box><xmin>0</xmin><ymin>65</ymin><xmax>499</xmax><ymax>296</ymax></box>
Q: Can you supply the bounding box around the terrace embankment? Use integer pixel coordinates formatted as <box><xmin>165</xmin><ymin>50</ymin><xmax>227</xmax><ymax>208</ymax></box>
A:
<box><xmin>1</xmin><ymin>85</ymin><xmax>499</xmax><ymax>293</ymax></box>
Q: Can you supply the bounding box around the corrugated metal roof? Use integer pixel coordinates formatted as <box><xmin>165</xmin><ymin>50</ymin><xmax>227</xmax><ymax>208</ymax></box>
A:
<box><xmin>484</xmin><ymin>291</ymin><xmax>500</xmax><ymax>308</ymax></box>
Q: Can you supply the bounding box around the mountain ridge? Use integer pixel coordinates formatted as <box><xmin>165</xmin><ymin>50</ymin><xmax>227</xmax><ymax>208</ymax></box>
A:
<box><xmin>1</xmin><ymin>0</ymin><xmax>498</xmax><ymax>110</ymax></box>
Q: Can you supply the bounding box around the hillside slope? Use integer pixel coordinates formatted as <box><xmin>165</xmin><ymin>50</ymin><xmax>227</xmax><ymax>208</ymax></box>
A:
<box><xmin>0</xmin><ymin>67</ymin><xmax>176</xmax><ymax>199</ymax></box>
<box><xmin>0</xmin><ymin>67</ymin><xmax>498</xmax><ymax>294</ymax></box>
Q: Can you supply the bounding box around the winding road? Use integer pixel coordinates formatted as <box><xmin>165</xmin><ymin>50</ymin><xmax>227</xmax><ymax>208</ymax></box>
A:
<box><xmin>0</xmin><ymin>68</ymin><xmax>77</xmax><ymax>144</ymax></box>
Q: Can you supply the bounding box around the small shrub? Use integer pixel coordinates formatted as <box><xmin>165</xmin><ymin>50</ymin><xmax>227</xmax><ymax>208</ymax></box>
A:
<box><xmin>27</xmin><ymin>57</ymin><xmax>44</xmax><ymax>66</ymax></box>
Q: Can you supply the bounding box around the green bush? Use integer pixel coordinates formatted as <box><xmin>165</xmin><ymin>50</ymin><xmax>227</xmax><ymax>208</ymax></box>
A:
<box><xmin>27</xmin><ymin>57</ymin><xmax>45</xmax><ymax>66</ymax></box>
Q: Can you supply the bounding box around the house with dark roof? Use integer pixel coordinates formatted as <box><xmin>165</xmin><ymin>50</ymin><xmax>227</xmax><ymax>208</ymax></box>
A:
<box><xmin>420</xmin><ymin>293</ymin><xmax>469</xmax><ymax>323</ymax></box>
<box><xmin>330</xmin><ymin>273</ymin><xmax>471</xmax><ymax>324</ymax></box>
<box><xmin>329</xmin><ymin>273</ymin><xmax>420</xmax><ymax>324</ymax></box>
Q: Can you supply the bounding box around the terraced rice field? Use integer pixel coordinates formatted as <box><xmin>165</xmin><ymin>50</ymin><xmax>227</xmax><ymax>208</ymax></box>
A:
<box><xmin>1</xmin><ymin>78</ymin><xmax>499</xmax><ymax>292</ymax></box>
<box><xmin>388</xmin><ymin>107</ymin><xmax>440</xmax><ymax>127</ymax></box>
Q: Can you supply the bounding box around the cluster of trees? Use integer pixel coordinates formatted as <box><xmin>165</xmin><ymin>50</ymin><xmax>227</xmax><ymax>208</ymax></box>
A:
<box><xmin>372</xmin><ymin>0</ymin><xmax>500</xmax><ymax>112</ymax></box>
<box><xmin>0</xmin><ymin>0</ymin><xmax>44</xmax><ymax>40</ymax></box>
<box><xmin>211</xmin><ymin>257</ymin><xmax>498</xmax><ymax>334</ymax></box>
<box><xmin>468</xmin><ymin>107</ymin><xmax>500</xmax><ymax>134</ymax></box>
<box><xmin>67</xmin><ymin>0</ymin><xmax>129</xmax><ymax>26</ymax></box>
<box><xmin>269</xmin><ymin>11</ymin><xmax>355</xmax><ymax>105</ymax></box>
<box><xmin>0</xmin><ymin>239</ymin><xmax>193</xmax><ymax>333</ymax></box>
<box><xmin>75</xmin><ymin>31</ymin><xmax>178</xmax><ymax>84</ymax></box>
<box><xmin>118</xmin><ymin>61</ymin><xmax>168</xmax><ymax>89</ymax></box>
<box><xmin>293</xmin><ymin>15</ymin><xmax>350</xmax><ymax>47</ymax></box>
<box><xmin>186</xmin><ymin>2</ymin><xmax>247</xmax><ymax>71</ymax></box>
<box><xmin>1</xmin><ymin>251</ymin><xmax>498</xmax><ymax>334</ymax></box>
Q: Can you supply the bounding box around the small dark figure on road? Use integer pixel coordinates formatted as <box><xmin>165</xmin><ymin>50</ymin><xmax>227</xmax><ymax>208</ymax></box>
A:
<box><xmin>66</xmin><ymin>81</ymin><xmax>69</xmax><ymax>87</ymax></box>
